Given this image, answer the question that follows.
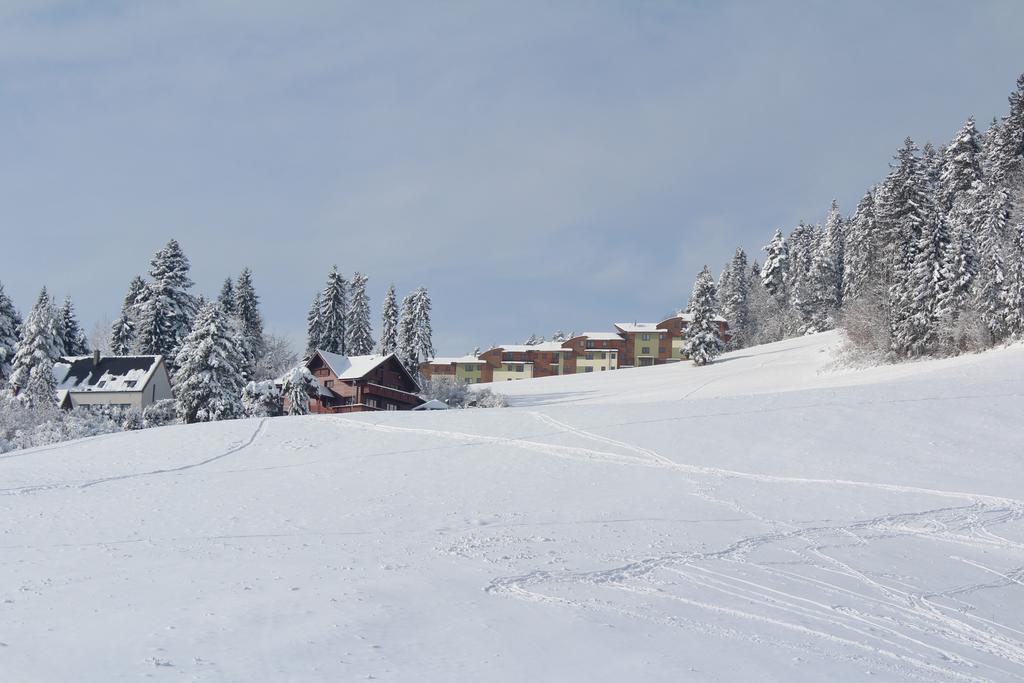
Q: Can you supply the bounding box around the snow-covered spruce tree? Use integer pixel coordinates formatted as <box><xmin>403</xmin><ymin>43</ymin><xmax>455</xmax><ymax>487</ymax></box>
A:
<box><xmin>319</xmin><ymin>267</ymin><xmax>348</xmax><ymax>354</ymax></box>
<box><xmin>787</xmin><ymin>222</ymin><xmax>822</xmax><ymax>334</ymax></box>
<box><xmin>973</xmin><ymin>183</ymin><xmax>1011</xmax><ymax>344</ymax></box>
<box><xmin>109</xmin><ymin>276</ymin><xmax>146</xmax><ymax>355</ymax></box>
<box><xmin>684</xmin><ymin>266</ymin><xmax>723</xmax><ymax>366</ymax></box>
<box><xmin>9</xmin><ymin>288</ymin><xmax>62</xmax><ymax>406</ymax></box>
<box><xmin>241</xmin><ymin>380</ymin><xmax>283</xmax><ymax>417</ymax></box>
<box><xmin>306</xmin><ymin>291</ymin><xmax>324</xmax><ymax>353</ymax></box>
<box><xmin>135</xmin><ymin>239</ymin><xmax>197</xmax><ymax>363</ymax></box>
<box><xmin>173</xmin><ymin>303</ymin><xmax>246</xmax><ymax>423</ymax></box>
<box><xmin>718</xmin><ymin>248</ymin><xmax>750</xmax><ymax>349</ymax></box>
<box><xmin>880</xmin><ymin>138</ymin><xmax>932</xmax><ymax>358</ymax></box>
<box><xmin>746</xmin><ymin>260</ymin><xmax>770</xmax><ymax>345</ymax></box>
<box><xmin>412</xmin><ymin>287</ymin><xmax>435</xmax><ymax>369</ymax></box>
<box><xmin>802</xmin><ymin>202</ymin><xmax>845</xmax><ymax>333</ymax></box>
<box><xmin>378</xmin><ymin>284</ymin><xmax>399</xmax><ymax>355</ymax></box>
<box><xmin>398</xmin><ymin>290</ymin><xmax>418</xmax><ymax>374</ymax></box>
<box><xmin>761</xmin><ymin>229</ymin><xmax>789</xmax><ymax>302</ymax></box>
<box><xmin>842</xmin><ymin>190</ymin><xmax>882</xmax><ymax>305</ymax></box>
<box><xmin>345</xmin><ymin>272</ymin><xmax>374</xmax><ymax>355</ymax></box>
<box><xmin>939</xmin><ymin>118</ymin><xmax>984</xmax><ymax>213</ymax></box>
<box><xmin>1006</xmin><ymin>224</ymin><xmax>1024</xmax><ymax>337</ymax></box>
<box><xmin>905</xmin><ymin>209</ymin><xmax>951</xmax><ymax>356</ymax></box>
<box><xmin>217</xmin><ymin>278</ymin><xmax>236</xmax><ymax>316</ymax></box>
<box><xmin>0</xmin><ymin>281</ymin><xmax>21</xmax><ymax>383</ymax></box>
<box><xmin>283</xmin><ymin>366</ymin><xmax>318</xmax><ymax>416</ymax></box>
<box><xmin>58</xmin><ymin>297</ymin><xmax>89</xmax><ymax>356</ymax></box>
<box><xmin>234</xmin><ymin>267</ymin><xmax>265</xmax><ymax>372</ymax></box>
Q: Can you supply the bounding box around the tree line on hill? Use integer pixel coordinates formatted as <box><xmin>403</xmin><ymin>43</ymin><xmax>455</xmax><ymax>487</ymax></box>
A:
<box><xmin>0</xmin><ymin>240</ymin><xmax>436</xmax><ymax>451</ymax></box>
<box><xmin>682</xmin><ymin>73</ymin><xmax>1024</xmax><ymax>366</ymax></box>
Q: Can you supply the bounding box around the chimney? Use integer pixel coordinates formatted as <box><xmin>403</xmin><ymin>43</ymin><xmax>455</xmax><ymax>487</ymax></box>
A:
<box><xmin>93</xmin><ymin>348</ymin><xmax>101</xmax><ymax>367</ymax></box>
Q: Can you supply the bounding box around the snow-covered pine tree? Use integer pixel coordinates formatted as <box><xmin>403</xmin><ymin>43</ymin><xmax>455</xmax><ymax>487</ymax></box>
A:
<box><xmin>234</xmin><ymin>267</ymin><xmax>265</xmax><ymax>369</ymax></box>
<box><xmin>803</xmin><ymin>202</ymin><xmax>845</xmax><ymax>333</ymax></box>
<box><xmin>905</xmin><ymin>208</ymin><xmax>951</xmax><ymax>356</ymax></box>
<box><xmin>173</xmin><ymin>303</ymin><xmax>246</xmax><ymax>423</ymax></box>
<box><xmin>319</xmin><ymin>267</ymin><xmax>348</xmax><ymax>354</ymax></box>
<box><xmin>109</xmin><ymin>276</ymin><xmax>146</xmax><ymax>355</ymax></box>
<box><xmin>412</xmin><ymin>287</ymin><xmax>435</xmax><ymax>369</ymax></box>
<box><xmin>345</xmin><ymin>272</ymin><xmax>374</xmax><ymax>355</ymax></box>
<box><xmin>1006</xmin><ymin>224</ymin><xmax>1024</xmax><ymax>337</ymax></box>
<box><xmin>880</xmin><ymin>138</ymin><xmax>932</xmax><ymax>357</ymax></box>
<box><xmin>939</xmin><ymin>118</ymin><xmax>984</xmax><ymax>214</ymax></box>
<box><xmin>788</xmin><ymin>223</ymin><xmax>823</xmax><ymax>333</ymax></box>
<box><xmin>683</xmin><ymin>266</ymin><xmax>723</xmax><ymax>366</ymax></box>
<box><xmin>135</xmin><ymin>240</ymin><xmax>197</xmax><ymax>363</ymax></box>
<box><xmin>378</xmin><ymin>284</ymin><xmax>399</xmax><ymax>355</ymax></box>
<box><xmin>109</xmin><ymin>310</ymin><xmax>134</xmax><ymax>356</ymax></box>
<box><xmin>842</xmin><ymin>190</ymin><xmax>881</xmax><ymax>304</ymax></box>
<box><xmin>398</xmin><ymin>290</ymin><xmax>418</xmax><ymax>374</ymax></box>
<box><xmin>746</xmin><ymin>260</ymin><xmax>769</xmax><ymax>345</ymax></box>
<box><xmin>217</xmin><ymin>278</ymin><xmax>236</xmax><ymax>316</ymax></box>
<box><xmin>58</xmin><ymin>297</ymin><xmax>89</xmax><ymax>356</ymax></box>
<box><xmin>761</xmin><ymin>229</ymin><xmax>789</xmax><ymax>301</ymax></box>
<box><xmin>306</xmin><ymin>291</ymin><xmax>324</xmax><ymax>353</ymax></box>
<box><xmin>9</xmin><ymin>288</ymin><xmax>62</xmax><ymax>406</ymax></box>
<box><xmin>718</xmin><ymin>248</ymin><xmax>750</xmax><ymax>348</ymax></box>
<box><xmin>973</xmin><ymin>182</ymin><xmax>1011</xmax><ymax>344</ymax></box>
<box><xmin>0</xmin><ymin>282</ymin><xmax>22</xmax><ymax>383</ymax></box>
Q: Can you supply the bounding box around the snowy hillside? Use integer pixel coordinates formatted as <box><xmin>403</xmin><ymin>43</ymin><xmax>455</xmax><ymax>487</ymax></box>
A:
<box><xmin>3</xmin><ymin>332</ymin><xmax>1024</xmax><ymax>681</ymax></box>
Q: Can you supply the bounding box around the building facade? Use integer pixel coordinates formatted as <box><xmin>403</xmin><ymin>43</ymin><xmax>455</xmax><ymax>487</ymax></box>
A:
<box><xmin>305</xmin><ymin>351</ymin><xmax>422</xmax><ymax>413</ymax></box>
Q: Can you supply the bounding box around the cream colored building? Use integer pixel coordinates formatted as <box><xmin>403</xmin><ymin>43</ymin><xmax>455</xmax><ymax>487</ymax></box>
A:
<box><xmin>54</xmin><ymin>352</ymin><xmax>173</xmax><ymax>411</ymax></box>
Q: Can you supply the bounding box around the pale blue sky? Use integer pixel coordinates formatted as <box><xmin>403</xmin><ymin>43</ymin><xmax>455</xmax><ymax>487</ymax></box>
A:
<box><xmin>2</xmin><ymin>1</ymin><xmax>1022</xmax><ymax>354</ymax></box>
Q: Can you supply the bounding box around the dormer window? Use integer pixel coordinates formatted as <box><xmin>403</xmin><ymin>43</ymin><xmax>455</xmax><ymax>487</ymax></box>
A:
<box><xmin>124</xmin><ymin>381</ymin><xmax>137</xmax><ymax>388</ymax></box>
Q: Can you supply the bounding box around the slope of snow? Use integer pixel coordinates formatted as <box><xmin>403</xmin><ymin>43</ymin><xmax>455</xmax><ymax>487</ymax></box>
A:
<box><xmin>3</xmin><ymin>333</ymin><xmax>1024</xmax><ymax>681</ymax></box>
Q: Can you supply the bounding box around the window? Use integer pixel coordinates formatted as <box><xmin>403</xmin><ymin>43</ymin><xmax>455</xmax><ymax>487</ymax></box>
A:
<box><xmin>386</xmin><ymin>404</ymin><xmax>398</xmax><ymax>411</ymax></box>
<box><xmin>325</xmin><ymin>380</ymin><xmax>334</xmax><ymax>387</ymax></box>
<box><xmin>598</xmin><ymin>352</ymin><xmax>605</xmax><ymax>359</ymax></box>
<box><xmin>601</xmin><ymin>366</ymin><xmax>606</xmax><ymax>371</ymax></box>
<box><xmin>659</xmin><ymin>346</ymin><xmax>666</xmax><ymax>354</ymax></box>
<box><xmin>516</xmin><ymin>364</ymin><xmax>524</xmax><ymax>372</ymax></box>
<box><xmin>97</xmin><ymin>381</ymin><xmax>106</xmax><ymax>388</ymax></box>
<box><xmin>585</xmin><ymin>366</ymin><xmax>593</xmax><ymax>372</ymax></box>
<box><xmin>585</xmin><ymin>352</ymin><xmax>593</xmax><ymax>360</ymax></box>
<box><xmin>124</xmin><ymin>380</ymin><xmax>137</xmax><ymax>388</ymax></box>
<box><xmin>641</xmin><ymin>333</ymin><xmax>650</xmax><ymax>341</ymax></box>
<box><xmin>641</xmin><ymin>347</ymin><xmax>650</xmax><ymax>354</ymax></box>
<box><xmin>366</xmin><ymin>398</ymin><xmax>377</xmax><ymax>408</ymax></box>
<box><xmin>586</xmin><ymin>340</ymin><xmax>595</xmax><ymax>348</ymax></box>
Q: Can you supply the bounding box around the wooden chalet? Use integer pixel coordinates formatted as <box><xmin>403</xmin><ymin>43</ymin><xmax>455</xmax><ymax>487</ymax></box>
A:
<box><xmin>304</xmin><ymin>350</ymin><xmax>423</xmax><ymax>413</ymax></box>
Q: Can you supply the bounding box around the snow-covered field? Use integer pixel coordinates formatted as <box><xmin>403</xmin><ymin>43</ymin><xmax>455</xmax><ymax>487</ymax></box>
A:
<box><xmin>3</xmin><ymin>331</ymin><xmax>1024</xmax><ymax>681</ymax></box>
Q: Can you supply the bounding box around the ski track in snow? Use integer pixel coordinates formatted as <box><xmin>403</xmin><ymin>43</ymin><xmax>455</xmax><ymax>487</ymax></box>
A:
<box><xmin>0</xmin><ymin>418</ymin><xmax>270</xmax><ymax>496</ymax></box>
<box><xmin>333</xmin><ymin>411</ymin><xmax>1024</xmax><ymax>681</ymax></box>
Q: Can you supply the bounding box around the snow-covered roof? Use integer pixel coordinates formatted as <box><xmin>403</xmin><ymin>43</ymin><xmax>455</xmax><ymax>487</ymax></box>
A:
<box><xmin>613</xmin><ymin>323</ymin><xmax>661</xmax><ymax>333</ymax></box>
<box><xmin>577</xmin><ymin>332</ymin><xmax>625</xmax><ymax>341</ymax></box>
<box><xmin>53</xmin><ymin>355</ymin><xmax>163</xmax><ymax>393</ymax></box>
<box><xmin>672</xmin><ymin>312</ymin><xmax>728</xmax><ymax>324</ymax></box>
<box><xmin>496</xmin><ymin>342</ymin><xmax>570</xmax><ymax>353</ymax></box>
<box><xmin>316</xmin><ymin>350</ymin><xmax>398</xmax><ymax>380</ymax></box>
<box><xmin>426</xmin><ymin>355</ymin><xmax>486</xmax><ymax>365</ymax></box>
<box><xmin>412</xmin><ymin>399</ymin><xmax>450</xmax><ymax>411</ymax></box>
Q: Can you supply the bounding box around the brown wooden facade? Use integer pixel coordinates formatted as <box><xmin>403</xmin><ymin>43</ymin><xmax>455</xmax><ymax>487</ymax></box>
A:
<box><xmin>305</xmin><ymin>352</ymin><xmax>422</xmax><ymax>413</ymax></box>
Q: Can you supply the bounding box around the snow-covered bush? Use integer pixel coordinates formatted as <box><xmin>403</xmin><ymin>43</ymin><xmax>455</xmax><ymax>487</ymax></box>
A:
<box><xmin>0</xmin><ymin>398</ymin><xmax>122</xmax><ymax>454</ymax></box>
<box><xmin>282</xmin><ymin>366</ymin><xmax>318</xmax><ymax>416</ymax></box>
<box><xmin>242</xmin><ymin>379</ymin><xmax>283</xmax><ymax>417</ymax></box>
<box><xmin>142</xmin><ymin>399</ymin><xmax>179</xmax><ymax>428</ymax></box>
<box><xmin>419</xmin><ymin>375</ymin><xmax>507</xmax><ymax>408</ymax></box>
<box><xmin>420</xmin><ymin>375</ymin><xmax>470</xmax><ymax>407</ymax></box>
<box><xmin>471</xmin><ymin>387</ymin><xmax>508</xmax><ymax>408</ymax></box>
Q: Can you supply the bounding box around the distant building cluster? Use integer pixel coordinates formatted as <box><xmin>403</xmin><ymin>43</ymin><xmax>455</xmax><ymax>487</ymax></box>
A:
<box><xmin>420</xmin><ymin>313</ymin><xmax>729</xmax><ymax>383</ymax></box>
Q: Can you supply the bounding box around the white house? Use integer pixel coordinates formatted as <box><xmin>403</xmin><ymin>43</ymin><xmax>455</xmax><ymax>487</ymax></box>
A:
<box><xmin>53</xmin><ymin>351</ymin><xmax>173</xmax><ymax>411</ymax></box>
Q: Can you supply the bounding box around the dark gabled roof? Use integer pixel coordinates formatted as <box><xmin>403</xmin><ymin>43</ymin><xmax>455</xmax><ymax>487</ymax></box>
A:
<box><xmin>54</xmin><ymin>355</ymin><xmax>163</xmax><ymax>392</ymax></box>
